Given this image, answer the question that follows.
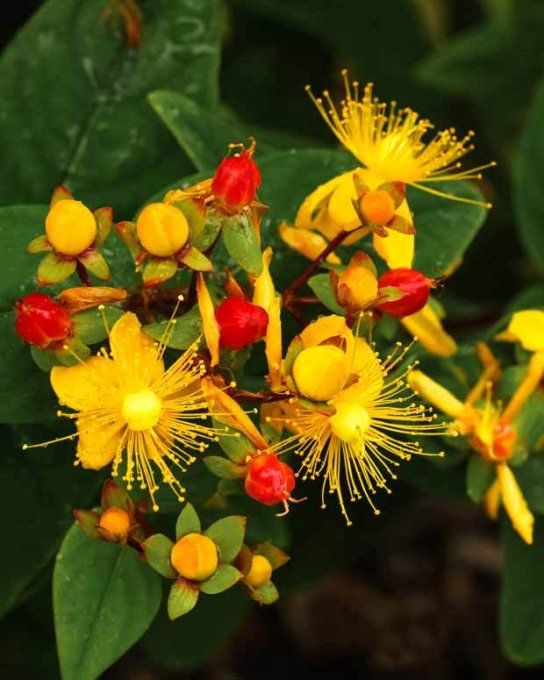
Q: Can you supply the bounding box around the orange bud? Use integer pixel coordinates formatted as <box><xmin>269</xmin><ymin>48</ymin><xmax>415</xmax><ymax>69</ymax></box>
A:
<box><xmin>99</xmin><ymin>507</ymin><xmax>131</xmax><ymax>540</ymax></box>
<box><xmin>171</xmin><ymin>533</ymin><xmax>218</xmax><ymax>581</ymax></box>
<box><xmin>360</xmin><ymin>190</ymin><xmax>395</xmax><ymax>226</ymax></box>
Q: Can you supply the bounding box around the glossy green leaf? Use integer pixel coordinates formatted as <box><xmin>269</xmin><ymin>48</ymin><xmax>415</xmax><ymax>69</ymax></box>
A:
<box><xmin>71</xmin><ymin>306</ymin><xmax>124</xmax><ymax>345</ymax></box>
<box><xmin>142</xmin><ymin>535</ymin><xmax>177</xmax><ymax>579</ymax></box>
<box><xmin>145</xmin><ymin>305</ymin><xmax>202</xmax><ymax>350</ymax></box>
<box><xmin>515</xmin><ymin>457</ymin><xmax>544</xmax><ymax>515</ymax></box>
<box><xmin>222</xmin><ymin>213</ymin><xmax>263</xmax><ymax>275</ymax></box>
<box><xmin>466</xmin><ymin>454</ymin><xmax>495</xmax><ymax>503</ymax></box>
<box><xmin>167</xmin><ymin>578</ymin><xmax>199</xmax><ymax>620</ymax></box>
<box><xmin>205</xmin><ymin>516</ymin><xmax>246</xmax><ymax>563</ymax></box>
<box><xmin>203</xmin><ymin>456</ymin><xmax>247</xmax><ymax>479</ymax></box>
<box><xmin>200</xmin><ymin>564</ymin><xmax>242</xmax><ymax>595</ymax></box>
<box><xmin>175</xmin><ymin>503</ymin><xmax>201</xmax><ymax>540</ymax></box>
<box><xmin>212</xmin><ymin>418</ymin><xmax>253</xmax><ymax>463</ymax></box>
<box><xmin>500</xmin><ymin>519</ymin><xmax>544</xmax><ymax>665</ymax></box>
<box><xmin>54</xmin><ymin>525</ymin><xmax>161</xmax><ymax>680</ymax></box>
<box><xmin>308</xmin><ymin>273</ymin><xmax>344</xmax><ymax>314</ymax></box>
<box><xmin>0</xmin><ymin>0</ymin><xmax>221</xmax><ymax>215</ymax></box>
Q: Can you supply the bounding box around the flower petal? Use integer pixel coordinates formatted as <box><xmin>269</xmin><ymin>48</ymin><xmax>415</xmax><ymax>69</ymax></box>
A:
<box><xmin>196</xmin><ymin>273</ymin><xmax>220</xmax><ymax>367</ymax></box>
<box><xmin>401</xmin><ymin>304</ymin><xmax>457</xmax><ymax>357</ymax></box>
<box><xmin>298</xmin><ymin>314</ymin><xmax>352</xmax><ymax>350</ymax></box>
<box><xmin>76</xmin><ymin>418</ymin><xmax>124</xmax><ymax>470</ymax></box>
<box><xmin>110</xmin><ymin>312</ymin><xmax>164</xmax><ymax>387</ymax></box>
<box><xmin>497</xmin><ymin>463</ymin><xmax>534</xmax><ymax>545</ymax></box>
<box><xmin>501</xmin><ymin>310</ymin><xmax>544</xmax><ymax>352</ymax></box>
<box><xmin>51</xmin><ymin>356</ymin><xmax>119</xmax><ymax>411</ymax></box>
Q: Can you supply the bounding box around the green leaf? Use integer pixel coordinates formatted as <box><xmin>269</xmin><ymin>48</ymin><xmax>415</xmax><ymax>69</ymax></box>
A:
<box><xmin>203</xmin><ymin>455</ymin><xmax>247</xmax><ymax>479</ymax></box>
<box><xmin>466</xmin><ymin>454</ymin><xmax>495</xmax><ymax>503</ymax></box>
<box><xmin>167</xmin><ymin>578</ymin><xmax>199</xmax><ymax>620</ymax></box>
<box><xmin>145</xmin><ymin>305</ymin><xmax>202</xmax><ymax>350</ymax></box>
<box><xmin>500</xmin><ymin>519</ymin><xmax>544</xmax><ymax>665</ymax></box>
<box><xmin>212</xmin><ymin>417</ymin><xmax>253</xmax><ymax>463</ymax></box>
<box><xmin>200</xmin><ymin>564</ymin><xmax>242</xmax><ymax>595</ymax></box>
<box><xmin>37</xmin><ymin>253</ymin><xmax>77</xmax><ymax>287</ymax></box>
<box><xmin>179</xmin><ymin>246</ymin><xmax>214</xmax><ymax>271</ymax></box>
<box><xmin>71</xmin><ymin>306</ymin><xmax>124</xmax><ymax>345</ymax></box>
<box><xmin>175</xmin><ymin>503</ymin><xmax>201</xmax><ymax>540</ymax></box>
<box><xmin>205</xmin><ymin>516</ymin><xmax>246</xmax><ymax>563</ymax></box>
<box><xmin>0</xmin><ymin>0</ymin><xmax>221</xmax><ymax>215</ymax></box>
<box><xmin>142</xmin><ymin>586</ymin><xmax>248</xmax><ymax>671</ymax></box>
<box><xmin>515</xmin><ymin>457</ymin><xmax>544</xmax><ymax>515</ymax></box>
<box><xmin>0</xmin><ymin>423</ymin><xmax>100</xmax><ymax>617</ymax></box>
<box><xmin>308</xmin><ymin>273</ymin><xmax>344</xmax><ymax>314</ymax></box>
<box><xmin>222</xmin><ymin>214</ymin><xmax>263</xmax><ymax>275</ymax></box>
<box><xmin>513</xmin><ymin>77</ymin><xmax>544</xmax><ymax>272</ymax></box>
<box><xmin>30</xmin><ymin>345</ymin><xmax>63</xmax><ymax>372</ymax></box>
<box><xmin>142</xmin><ymin>535</ymin><xmax>177</xmax><ymax>579</ymax></box>
<box><xmin>54</xmin><ymin>525</ymin><xmax>161</xmax><ymax>680</ymax></box>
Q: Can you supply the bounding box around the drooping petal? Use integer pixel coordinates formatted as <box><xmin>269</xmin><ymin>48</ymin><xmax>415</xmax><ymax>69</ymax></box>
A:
<box><xmin>407</xmin><ymin>370</ymin><xmax>466</xmax><ymax>419</ymax></box>
<box><xmin>265</xmin><ymin>296</ymin><xmax>285</xmax><ymax>392</ymax></box>
<box><xmin>373</xmin><ymin>228</ymin><xmax>414</xmax><ymax>269</ymax></box>
<box><xmin>295</xmin><ymin>172</ymin><xmax>350</xmax><ymax>230</ymax></box>
<box><xmin>497</xmin><ymin>463</ymin><xmax>534</xmax><ymax>545</ymax></box>
<box><xmin>498</xmin><ymin>310</ymin><xmax>544</xmax><ymax>352</ymax></box>
<box><xmin>484</xmin><ymin>477</ymin><xmax>501</xmax><ymax>520</ymax></box>
<box><xmin>252</xmin><ymin>247</ymin><xmax>275</xmax><ymax>314</ymax></box>
<box><xmin>502</xmin><ymin>350</ymin><xmax>544</xmax><ymax>422</ymax></box>
<box><xmin>51</xmin><ymin>356</ymin><xmax>119</xmax><ymax>412</ymax></box>
<box><xmin>401</xmin><ymin>304</ymin><xmax>457</xmax><ymax>357</ymax></box>
<box><xmin>76</xmin><ymin>418</ymin><xmax>124</xmax><ymax>470</ymax></box>
<box><xmin>196</xmin><ymin>273</ymin><xmax>220</xmax><ymax>367</ymax></box>
<box><xmin>109</xmin><ymin>312</ymin><xmax>164</xmax><ymax>387</ymax></box>
<box><xmin>278</xmin><ymin>223</ymin><xmax>341</xmax><ymax>264</ymax></box>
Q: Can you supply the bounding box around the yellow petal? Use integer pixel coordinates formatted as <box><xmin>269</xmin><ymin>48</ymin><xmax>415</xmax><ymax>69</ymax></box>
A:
<box><xmin>501</xmin><ymin>310</ymin><xmax>544</xmax><ymax>352</ymax></box>
<box><xmin>196</xmin><ymin>273</ymin><xmax>220</xmax><ymax>367</ymax></box>
<box><xmin>502</xmin><ymin>350</ymin><xmax>544</xmax><ymax>422</ymax></box>
<box><xmin>484</xmin><ymin>478</ymin><xmax>501</xmax><ymax>521</ymax></box>
<box><xmin>110</xmin><ymin>312</ymin><xmax>164</xmax><ymax>387</ymax></box>
<box><xmin>298</xmin><ymin>314</ymin><xmax>352</xmax><ymax>351</ymax></box>
<box><xmin>76</xmin><ymin>418</ymin><xmax>123</xmax><ymax>470</ymax></box>
<box><xmin>278</xmin><ymin>223</ymin><xmax>341</xmax><ymax>264</ymax></box>
<box><xmin>253</xmin><ymin>247</ymin><xmax>275</xmax><ymax>314</ymax></box>
<box><xmin>327</xmin><ymin>173</ymin><xmax>359</xmax><ymax>229</ymax></box>
<box><xmin>265</xmin><ymin>296</ymin><xmax>285</xmax><ymax>392</ymax></box>
<box><xmin>497</xmin><ymin>463</ymin><xmax>534</xmax><ymax>545</ymax></box>
<box><xmin>201</xmin><ymin>377</ymin><xmax>268</xmax><ymax>450</ymax></box>
<box><xmin>295</xmin><ymin>172</ymin><xmax>351</xmax><ymax>229</ymax></box>
<box><xmin>373</xmin><ymin>229</ymin><xmax>414</xmax><ymax>269</ymax></box>
<box><xmin>401</xmin><ymin>304</ymin><xmax>457</xmax><ymax>357</ymax></box>
<box><xmin>407</xmin><ymin>369</ymin><xmax>466</xmax><ymax>419</ymax></box>
<box><xmin>51</xmin><ymin>356</ymin><xmax>120</xmax><ymax>412</ymax></box>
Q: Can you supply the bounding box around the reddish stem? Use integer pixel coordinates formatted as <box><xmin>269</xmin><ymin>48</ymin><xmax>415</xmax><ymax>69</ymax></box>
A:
<box><xmin>75</xmin><ymin>260</ymin><xmax>91</xmax><ymax>287</ymax></box>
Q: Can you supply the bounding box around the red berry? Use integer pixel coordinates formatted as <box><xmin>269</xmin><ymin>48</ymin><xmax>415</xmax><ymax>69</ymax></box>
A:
<box><xmin>211</xmin><ymin>148</ymin><xmax>261</xmax><ymax>214</ymax></box>
<box><xmin>245</xmin><ymin>454</ymin><xmax>295</xmax><ymax>506</ymax></box>
<box><xmin>215</xmin><ymin>297</ymin><xmax>268</xmax><ymax>350</ymax></box>
<box><xmin>376</xmin><ymin>268</ymin><xmax>432</xmax><ymax>318</ymax></box>
<box><xmin>15</xmin><ymin>292</ymin><xmax>72</xmax><ymax>348</ymax></box>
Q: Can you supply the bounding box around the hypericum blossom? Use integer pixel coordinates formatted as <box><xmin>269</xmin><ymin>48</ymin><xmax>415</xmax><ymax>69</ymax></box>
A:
<box><xmin>265</xmin><ymin>315</ymin><xmax>446</xmax><ymax>524</ymax></box>
<box><xmin>408</xmin><ymin>343</ymin><xmax>544</xmax><ymax>544</ymax></box>
<box><xmin>24</xmin><ymin>310</ymin><xmax>222</xmax><ymax>510</ymax></box>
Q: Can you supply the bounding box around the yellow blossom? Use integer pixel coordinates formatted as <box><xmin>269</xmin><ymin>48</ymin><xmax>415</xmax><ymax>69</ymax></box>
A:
<box><xmin>497</xmin><ymin>309</ymin><xmax>544</xmax><ymax>352</ymax></box>
<box><xmin>267</xmin><ymin>315</ymin><xmax>446</xmax><ymax>523</ymax></box>
<box><xmin>24</xmin><ymin>311</ymin><xmax>221</xmax><ymax>511</ymax></box>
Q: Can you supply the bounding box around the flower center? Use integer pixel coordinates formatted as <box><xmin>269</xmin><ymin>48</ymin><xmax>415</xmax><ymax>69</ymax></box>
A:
<box><xmin>292</xmin><ymin>345</ymin><xmax>348</xmax><ymax>401</ymax></box>
<box><xmin>122</xmin><ymin>388</ymin><xmax>162</xmax><ymax>431</ymax></box>
<box><xmin>329</xmin><ymin>403</ymin><xmax>371</xmax><ymax>443</ymax></box>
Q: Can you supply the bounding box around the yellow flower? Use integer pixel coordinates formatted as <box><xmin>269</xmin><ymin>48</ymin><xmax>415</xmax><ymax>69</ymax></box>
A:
<box><xmin>267</xmin><ymin>315</ymin><xmax>446</xmax><ymax>523</ymax></box>
<box><xmin>497</xmin><ymin>309</ymin><xmax>544</xmax><ymax>352</ymax></box>
<box><xmin>26</xmin><ymin>311</ymin><xmax>220</xmax><ymax>511</ymax></box>
<box><xmin>408</xmin><ymin>345</ymin><xmax>544</xmax><ymax>544</ymax></box>
<box><xmin>307</xmin><ymin>70</ymin><xmax>493</xmax><ymax>205</ymax></box>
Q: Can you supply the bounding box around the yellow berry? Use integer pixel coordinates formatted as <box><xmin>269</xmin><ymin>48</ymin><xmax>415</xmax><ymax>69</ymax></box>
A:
<box><xmin>45</xmin><ymin>199</ymin><xmax>97</xmax><ymax>256</ymax></box>
<box><xmin>244</xmin><ymin>555</ymin><xmax>272</xmax><ymax>588</ymax></box>
<box><xmin>136</xmin><ymin>203</ymin><xmax>189</xmax><ymax>257</ymax></box>
<box><xmin>292</xmin><ymin>345</ymin><xmax>348</xmax><ymax>401</ymax></box>
<box><xmin>99</xmin><ymin>507</ymin><xmax>131</xmax><ymax>539</ymax></box>
<box><xmin>170</xmin><ymin>533</ymin><xmax>218</xmax><ymax>581</ymax></box>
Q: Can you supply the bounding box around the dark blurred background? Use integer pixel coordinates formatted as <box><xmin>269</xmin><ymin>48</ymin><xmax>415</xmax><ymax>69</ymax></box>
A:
<box><xmin>2</xmin><ymin>1</ymin><xmax>543</xmax><ymax>678</ymax></box>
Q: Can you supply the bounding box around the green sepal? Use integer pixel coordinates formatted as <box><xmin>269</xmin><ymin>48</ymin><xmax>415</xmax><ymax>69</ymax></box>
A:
<box><xmin>200</xmin><ymin>565</ymin><xmax>242</xmax><ymax>595</ymax></box>
<box><xmin>222</xmin><ymin>213</ymin><xmax>263</xmax><ymax>275</ymax></box>
<box><xmin>378</xmin><ymin>181</ymin><xmax>406</xmax><ymax>208</ymax></box>
<box><xmin>179</xmin><ymin>246</ymin><xmax>213</xmax><ymax>271</ymax></box>
<box><xmin>55</xmin><ymin>336</ymin><xmax>91</xmax><ymax>366</ymax></box>
<box><xmin>73</xmin><ymin>509</ymin><xmax>100</xmax><ymax>539</ymax></box>
<box><xmin>253</xmin><ymin>541</ymin><xmax>290</xmax><ymax>570</ymax></box>
<box><xmin>466</xmin><ymin>454</ymin><xmax>495</xmax><ymax>503</ymax></box>
<box><xmin>142</xmin><ymin>258</ymin><xmax>178</xmax><ymax>287</ymax></box>
<box><xmin>145</xmin><ymin>305</ymin><xmax>202</xmax><ymax>350</ymax></box>
<box><xmin>174</xmin><ymin>197</ymin><xmax>206</xmax><ymax>241</ymax></box>
<box><xmin>93</xmin><ymin>207</ymin><xmax>113</xmax><ymax>247</ymax></box>
<box><xmin>27</xmin><ymin>234</ymin><xmax>51</xmax><ymax>253</ymax></box>
<box><xmin>205</xmin><ymin>515</ymin><xmax>246</xmax><ymax>564</ymax></box>
<box><xmin>249</xmin><ymin>580</ymin><xmax>279</xmax><ymax>605</ymax></box>
<box><xmin>79</xmin><ymin>249</ymin><xmax>110</xmax><ymax>280</ymax></box>
<box><xmin>175</xmin><ymin>503</ymin><xmax>201</xmax><ymax>540</ymax></box>
<box><xmin>142</xmin><ymin>534</ymin><xmax>178</xmax><ymax>579</ymax></box>
<box><xmin>50</xmin><ymin>185</ymin><xmax>73</xmax><ymax>206</ymax></box>
<box><xmin>377</xmin><ymin>285</ymin><xmax>406</xmax><ymax>304</ymax></box>
<box><xmin>115</xmin><ymin>221</ymin><xmax>142</xmax><ymax>258</ymax></box>
<box><xmin>72</xmin><ymin>305</ymin><xmax>124</xmax><ymax>345</ymax></box>
<box><xmin>30</xmin><ymin>345</ymin><xmax>63</xmax><ymax>372</ymax></box>
<box><xmin>212</xmin><ymin>417</ymin><xmax>252</xmax><ymax>464</ymax></box>
<box><xmin>101</xmin><ymin>479</ymin><xmax>133</xmax><ymax>513</ymax></box>
<box><xmin>308</xmin><ymin>273</ymin><xmax>344</xmax><ymax>314</ymax></box>
<box><xmin>167</xmin><ymin>578</ymin><xmax>200</xmax><ymax>620</ymax></box>
<box><xmin>204</xmin><ymin>456</ymin><xmax>247</xmax><ymax>480</ymax></box>
<box><xmin>386</xmin><ymin>213</ymin><xmax>415</xmax><ymax>234</ymax></box>
<box><xmin>37</xmin><ymin>252</ymin><xmax>76</xmax><ymax>285</ymax></box>
<box><xmin>192</xmin><ymin>216</ymin><xmax>222</xmax><ymax>251</ymax></box>
<box><xmin>283</xmin><ymin>336</ymin><xmax>304</xmax><ymax>376</ymax></box>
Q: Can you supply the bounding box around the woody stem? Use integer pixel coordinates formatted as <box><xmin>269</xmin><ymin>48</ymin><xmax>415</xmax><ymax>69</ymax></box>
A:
<box><xmin>75</xmin><ymin>260</ymin><xmax>91</xmax><ymax>287</ymax></box>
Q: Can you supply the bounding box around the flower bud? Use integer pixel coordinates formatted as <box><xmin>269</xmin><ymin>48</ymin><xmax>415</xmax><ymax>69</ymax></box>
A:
<box><xmin>212</xmin><ymin>145</ymin><xmax>261</xmax><ymax>214</ymax></box>
<box><xmin>215</xmin><ymin>297</ymin><xmax>269</xmax><ymax>350</ymax></box>
<box><xmin>99</xmin><ymin>506</ymin><xmax>131</xmax><ymax>540</ymax></box>
<box><xmin>136</xmin><ymin>203</ymin><xmax>189</xmax><ymax>257</ymax></box>
<box><xmin>245</xmin><ymin>454</ymin><xmax>295</xmax><ymax>506</ymax></box>
<box><xmin>292</xmin><ymin>345</ymin><xmax>348</xmax><ymax>401</ymax></box>
<box><xmin>15</xmin><ymin>292</ymin><xmax>72</xmax><ymax>348</ymax></box>
<box><xmin>45</xmin><ymin>199</ymin><xmax>97</xmax><ymax>256</ymax></box>
<box><xmin>244</xmin><ymin>554</ymin><xmax>272</xmax><ymax>588</ymax></box>
<box><xmin>170</xmin><ymin>533</ymin><xmax>218</xmax><ymax>581</ymax></box>
<box><xmin>332</xmin><ymin>252</ymin><xmax>378</xmax><ymax>315</ymax></box>
<box><xmin>376</xmin><ymin>268</ymin><xmax>432</xmax><ymax>318</ymax></box>
<box><xmin>359</xmin><ymin>189</ymin><xmax>395</xmax><ymax>226</ymax></box>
